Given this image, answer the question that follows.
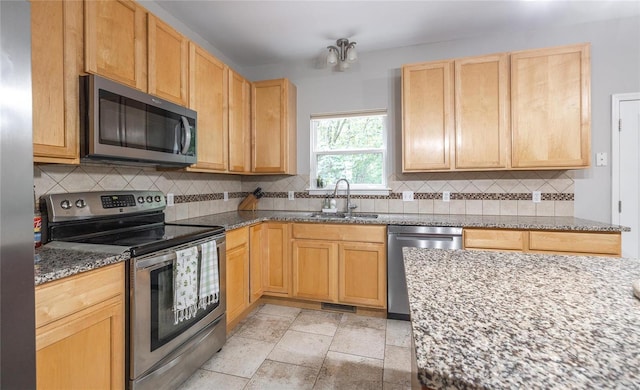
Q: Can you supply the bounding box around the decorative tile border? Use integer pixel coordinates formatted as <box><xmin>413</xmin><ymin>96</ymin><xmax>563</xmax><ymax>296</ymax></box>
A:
<box><xmin>171</xmin><ymin>191</ymin><xmax>574</xmax><ymax>203</ymax></box>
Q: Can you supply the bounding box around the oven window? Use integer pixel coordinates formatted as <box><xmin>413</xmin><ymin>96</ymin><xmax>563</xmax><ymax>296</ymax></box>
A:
<box><xmin>150</xmin><ymin>263</ymin><xmax>219</xmax><ymax>351</ymax></box>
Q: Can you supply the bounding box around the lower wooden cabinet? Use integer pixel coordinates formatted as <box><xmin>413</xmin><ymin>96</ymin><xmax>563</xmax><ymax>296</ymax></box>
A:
<box><xmin>35</xmin><ymin>263</ymin><xmax>124</xmax><ymax>390</ymax></box>
<box><xmin>225</xmin><ymin>227</ymin><xmax>249</xmax><ymax>324</ymax></box>
<box><xmin>291</xmin><ymin>223</ymin><xmax>387</xmax><ymax>308</ymax></box>
<box><xmin>249</xmin><ymin>223</ymin><xmax>265</xmax><ymax>302</ymax></box>
<box><xmin>292</xmin><ymin>240</ymin><xmax>338</xmax><ymax>302</ymax></box>
<box><xmin>262</xmin><ymin>222</ymin><xmax>290</xmax><ymax>296</ymax></box>
<box><xmin>339</xmin><ymin>242</ymin><xmax>386</xmax><ymax>307</ymax></box>
<box><xmin>463</xmin><ymin>228</ymin><xmax>621</xmax><ymax>257</ymax></box>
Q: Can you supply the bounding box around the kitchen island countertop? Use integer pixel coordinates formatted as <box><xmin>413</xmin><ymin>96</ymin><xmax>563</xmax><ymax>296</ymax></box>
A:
<box><xmin>403</xmin><ymin>247</ymin><xmax>640</xmax><ymax>389</ymax></box>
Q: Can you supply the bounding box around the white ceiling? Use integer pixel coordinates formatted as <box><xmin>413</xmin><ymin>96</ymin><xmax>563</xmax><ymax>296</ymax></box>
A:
<box><xmin>155</xmin><ymin>0</ymin><xmax>640</xmax><ymax>67</ymax></box>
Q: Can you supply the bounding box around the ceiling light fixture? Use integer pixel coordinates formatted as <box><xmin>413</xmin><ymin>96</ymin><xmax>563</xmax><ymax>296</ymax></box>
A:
<box><xmin>326</xmin><ymin>38</ymin><xmax>357</xmax><ymax>71</ymax></box>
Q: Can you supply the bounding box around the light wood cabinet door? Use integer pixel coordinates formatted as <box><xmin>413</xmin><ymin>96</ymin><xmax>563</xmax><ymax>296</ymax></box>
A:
<box><xmin>511</xmin><ymin>43</ymin><xmax>591</xmax><ymax>168</ymax></box>
<box><xmin>229</xmin><ymin>69</ymin><xmax>251</xmax><ymax>173</ymax></box>
<box><xmin>148</xmin><ymin>14</ymin><xmax>188</xmax><ymax>106</ymax></box>
<box><xmin>263</xmin><ymin>222</ymin><xmax>290</xmax><ymax>296</ymax></box>
<box><xmin>251</xmin><ymin>79</ymin><xmax>297</xmax><ymax>174</ymax></box>
<box><xmin>339</xmin><ymin>242</ymin><xmax>386</xmax><ymax>308</ymax></box>
<box><xmin>31</xmin><ymin>0</ymin><xmax>82</xmax><ymax>164</ymax></box>
<box><xmin>187</xmin><ymin>42</ymin><xmax>229</xmax><ymax>172</ymax></box>
<box><xmin>529</xmin><ymin>231</ymin><xmax>621</xmax><ymax>256</ymax></box>
<box><xmin>292</xmin><ymin>240</ymin><xmax>338</xmax><ymax>302</ymax></box>
<box><xmin>249</xmin><ymin>223</ymin><xmax>265</xmax><ymax>302</ymax></box>
<box><xmin>463</xmin><ymin>229</ymin><xmax>527</xmax><ymax>251</ymax></box>
<box><xmin>35</xmin><ymin>263</ymin><xmax>124</xmax><ymax>390</ymax></box>
<box><xmin>455</xmin><ymin>54</ymin><xmax>510</xmax><ymax>169</ymax></box>
<box><xmin>402</xmin><ymin>61</ymin><xmax>454</xmax><ymax>171</ymax></box>
<box><xmin>226</xmin><ymin>228</ymin><xmax>249</xmax><ymax>324</ymax></box>
<box><xmin>85</xmin><ymin>0</ymin><xmax>147</xmax><ymax>91</ymax></box>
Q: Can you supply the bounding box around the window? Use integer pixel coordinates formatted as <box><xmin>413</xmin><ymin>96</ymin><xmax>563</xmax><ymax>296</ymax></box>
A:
<box><xmin>310</xmin><ymin>110</ymin><xmax>388</xmax><ymax>193</ymax></box>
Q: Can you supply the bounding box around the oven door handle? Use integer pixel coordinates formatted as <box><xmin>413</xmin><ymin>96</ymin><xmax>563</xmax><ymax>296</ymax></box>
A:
<box><xmin>136</xmin><ymin>252</ymin><xmax>177</xmax><ymax>271</ymax></box>
<box><xmin>134</xmin><ymin>238</ymin><xmax>224</xmax><ymax>271</ymax></box>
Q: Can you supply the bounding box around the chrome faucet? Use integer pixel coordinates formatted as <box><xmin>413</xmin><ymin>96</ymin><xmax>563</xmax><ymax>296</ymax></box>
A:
<box><xmin>333</xmin><ymin>178</ymin><xmax>357</xmax><ymax>216</ymax></box>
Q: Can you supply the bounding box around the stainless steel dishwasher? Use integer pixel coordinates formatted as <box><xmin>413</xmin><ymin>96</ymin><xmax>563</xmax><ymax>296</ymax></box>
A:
<box><xmin>387</xmin><ymin>225</ymin><xmax>463</xmax><ymax>320</ymax></box>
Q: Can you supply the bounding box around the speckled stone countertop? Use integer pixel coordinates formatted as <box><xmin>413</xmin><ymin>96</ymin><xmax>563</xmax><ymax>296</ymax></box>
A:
<box><xmin>403</xmin><ymin>247</ymin><xmax>640</xmax><ymax>389</ymax></box>
<box><xmin>35</xmin><ymin>242</ymin><xmax>129</xmax><ymax>285</ymax></box>
<box><xmin>173</xmin><ymin>210</ymin><xmax>630</xmax><ymax>232</ymax></box>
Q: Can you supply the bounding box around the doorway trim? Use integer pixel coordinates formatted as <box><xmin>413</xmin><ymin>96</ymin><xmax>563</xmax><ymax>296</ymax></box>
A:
<box><xmin>611</xmin><ymin>92</ymin><xmax>640</xmax><ymax>225</ymax></box>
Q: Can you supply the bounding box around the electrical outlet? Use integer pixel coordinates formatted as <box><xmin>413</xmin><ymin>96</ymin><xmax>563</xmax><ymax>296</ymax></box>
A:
<box><xmin>288</xmin><ymin>191</ymin><xmax>295</xmax><ymax>200</ymax></box>
<box><xmin>166</xmin><ymin>193</ymin><xmax>174</xmax><ymax>206</ymax></box>
<box><xmin>596</xmin><ymin>152</ymin><xmax>608</xmax><ymax>167</ymax></box>
<box><xmin>532</xmin><ymin>191</ymin><xmax>541</xmax><ymax>203</ymax></box>
<box><xmin>223</xmin><ymin>191</ymin><xmax>228</xmax><ymax>201</ymax></box>
<box><xmin>402</xmin><ymin>191</ymin><xmax>414</xmax><ymax>201</ymax></box>
<box><xmin>442</xmin><ymin>191</ymin><xmax>450</xmax><ymax>202</ymax></box>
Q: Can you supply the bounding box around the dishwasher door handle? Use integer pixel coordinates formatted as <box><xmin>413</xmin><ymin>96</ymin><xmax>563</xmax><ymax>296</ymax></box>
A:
<box><xmin>394</xmin><ymin>235</ymin><xmax>458</xmax><ymax>242</ymax></box>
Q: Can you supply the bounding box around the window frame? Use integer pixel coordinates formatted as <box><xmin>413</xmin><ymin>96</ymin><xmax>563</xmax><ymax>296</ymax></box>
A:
<box><xmin>309</xmin><ymin>109</ymin><xmax>390</xmax><ymax>195</ymax></box>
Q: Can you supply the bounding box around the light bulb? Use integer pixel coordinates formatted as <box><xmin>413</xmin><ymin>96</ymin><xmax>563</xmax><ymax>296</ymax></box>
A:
<box><xmin>326</xmin><ymin>49</ymin><xmax>338</xmax><ymax>65</ymax></box>
<box><xmin>346</xmin><ymin>45</ymin><xmax>358</xmax><ymax>63</ymax></box>
<box><xmin>338</xmin><ymin>60</ymin><xmax>350</xmax><ymax>71</ymax></box>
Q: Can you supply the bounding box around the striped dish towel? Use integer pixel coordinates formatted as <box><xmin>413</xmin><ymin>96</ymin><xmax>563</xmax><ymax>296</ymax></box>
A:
<box><xmin>199</xmin><ymin>240</ymin><xmax>220</xmax><ymax>310</ymax></box>
<box><xmin>173</xmin><ymin>246</ymin><xmax>199</xmax><ymax>324</ymax></box>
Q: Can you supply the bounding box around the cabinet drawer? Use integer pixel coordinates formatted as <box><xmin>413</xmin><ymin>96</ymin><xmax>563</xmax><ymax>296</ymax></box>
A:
<box><xmin>292</xmin><ymin>223</ymin><xmax>386</xmax><ymax>243</ymax></box>
<box><xmin>529</xmin><ymin>231</ymin><xmax>621</xmax><ymax>256</ymax></box>
<box><xmin>226</xmin><ymin>226</ymin><xmax>249</xmax><ymax>250</ymax></box>
<box><xmin>464</xmin><ymin>229</ymin><xmax>526</xmax><ymax>251</ymax></box>
<box><xmin>35</xmin><ymin>263</ymin><xmax>124</xmax><ymax>328</ymax></box>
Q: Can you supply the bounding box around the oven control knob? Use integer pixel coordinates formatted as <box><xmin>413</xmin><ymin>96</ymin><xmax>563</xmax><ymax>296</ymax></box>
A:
<box><xmin>60</xmin><ymin>200</ymin><xmax>72</xmax><ymax>210</ymax></box>
<box><xmin>154</xmin><ymin>195</ymin><xmax>161</xmax><ymax>202</ymax></box>
<box><xmin>75</xmin><ymin>199</ymin><xmax>87</xmax><ymax>208</ymax></box>
<box><xmin>146</xmin><ymin>196</ymin><xmax>153</xmax><ymax>203</ymax></box>
<box><xmin>137</xmin><ymin>196</ymin><xmax>145</xmax><ymax>204</ymax></box>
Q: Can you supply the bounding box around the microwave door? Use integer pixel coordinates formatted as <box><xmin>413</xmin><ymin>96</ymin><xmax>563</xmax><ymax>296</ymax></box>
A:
<box><xmin>98</xmin><ymin>91</ymin><xmax>123</xmax><ymax>146</ymax></box>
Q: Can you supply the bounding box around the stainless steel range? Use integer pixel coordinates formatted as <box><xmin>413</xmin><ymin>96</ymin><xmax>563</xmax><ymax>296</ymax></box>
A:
<box><xmin>41</xmin><ymin>190</ymin><xmax>226</xmax><ymax>390</ymax></box>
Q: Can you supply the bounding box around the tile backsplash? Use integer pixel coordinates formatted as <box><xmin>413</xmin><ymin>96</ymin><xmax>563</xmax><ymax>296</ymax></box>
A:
<box><xmin>34</xmin><ymin>164</ymin><xmax>574</xmax><ymax>221</ymax></box>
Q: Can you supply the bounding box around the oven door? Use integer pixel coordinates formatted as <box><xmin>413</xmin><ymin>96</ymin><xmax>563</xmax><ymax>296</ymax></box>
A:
<box><xmin>130</xmin><ymin>234</ymin><xmax>226</xmax><ymax>379</ymax></box>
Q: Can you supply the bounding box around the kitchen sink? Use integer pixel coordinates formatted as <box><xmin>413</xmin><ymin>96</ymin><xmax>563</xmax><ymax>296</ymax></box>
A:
<box><xmin>307</xmin><ymin>212</ymin><xmax>378</xmax><ymax>220</ymax></box>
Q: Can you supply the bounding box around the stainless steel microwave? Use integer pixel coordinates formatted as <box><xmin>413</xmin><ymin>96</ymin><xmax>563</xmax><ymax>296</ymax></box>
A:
<box><xmin>80</xmin><ymin>74</ymin><xmax>197</xmax><ymax>166</ymax></box>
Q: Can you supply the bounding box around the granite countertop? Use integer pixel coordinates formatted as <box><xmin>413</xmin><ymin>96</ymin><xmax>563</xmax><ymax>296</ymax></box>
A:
<box><xmin>35</xmin><ymin>242</ymin><xmax>129</xmax><ymax>285</ymax></box>
<box><xmin>403</xmin><ymin>247</ymin><xmax>640</xmax><ymax>389</ymax></box>
<box><xmin>173</xmin><ymin>210</ymin><xmax>630</xmax><ymax>232</ymax></box>
<box><xmin>35</xmin><ymin>210</ymin><xmax>628</xmax><ymax>285</ymax></box>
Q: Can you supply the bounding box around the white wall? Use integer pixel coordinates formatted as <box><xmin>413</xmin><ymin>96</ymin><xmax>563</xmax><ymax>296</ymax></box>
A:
<box><xmin>242</xmin><ymin>16</ymin><xmax>640</xmax><ymax>224</ymax></box>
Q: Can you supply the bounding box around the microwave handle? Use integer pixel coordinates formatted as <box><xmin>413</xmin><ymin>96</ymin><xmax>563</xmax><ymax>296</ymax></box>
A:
<box><xmin>180</xmin><ymin>116</ymin><xmax>191</xmax><ymax>155</ymax></box>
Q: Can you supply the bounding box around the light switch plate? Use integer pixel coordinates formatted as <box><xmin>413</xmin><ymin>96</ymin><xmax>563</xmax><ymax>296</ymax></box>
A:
<box><xmin>442</xmin><ymin>191</ymin><xmax>450</xmax><ymax>202</ymax></box>
<box><xmin>288</xmin><ymin>191</ymin><xmax>295</xmax><ymax>200</ymax></box>
<box><xmin>532</xmin><ymin>191</ymin><xmax>541</xmax><ymax>203</ymax></box>
<box><xmin>223</xmin><ymin>191</ymin><xmax>228</xmax><ymax>201</ymax></box>
<box><xmin>402</xmin><ymin>191</ymin><xmax>414</xmax><ymax>201</ymax></box>
<box><xmin>166</xmin><ymin>193</ymin><xmax>174</xmax><ymax>206</ymax></box>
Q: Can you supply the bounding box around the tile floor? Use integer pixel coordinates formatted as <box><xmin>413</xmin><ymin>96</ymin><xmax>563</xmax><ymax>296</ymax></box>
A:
<box><xmin>178</xmin><ymin>304</ymin><xmax>413</xmax><ymax>389</ymax></box>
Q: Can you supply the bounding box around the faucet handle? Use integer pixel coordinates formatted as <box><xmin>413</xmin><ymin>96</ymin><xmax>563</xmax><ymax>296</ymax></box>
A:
<box><xmin>348</xmin><ymin>202</ymin><xmax>358</xmax><ymax>210</ymax></box>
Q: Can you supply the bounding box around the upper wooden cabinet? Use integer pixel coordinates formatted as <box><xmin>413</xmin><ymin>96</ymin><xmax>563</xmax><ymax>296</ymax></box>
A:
<box><xmin>31</xmin><ymin>0</ymin><xmax>83</xmax><ymax>164</ymax></box>
<box><xmin>85</xmin><ymin>0</ymin><xmax>147</xmax><ymax>91</ymax></box>
<box><xmin>455</xmin><ymin>53</ymin><xmax>510</xmax><ymax>169</ymax></box>
<box><xmin>402</xmin><ymin>43</ymin><xmax>591</xmax><ymax>172</ymax></box>
<box><xmin>186</xmin><ymin>43</ymin><xmax>229</xmax><ymax>172</ymax></box>
<box><xmin>148</xmin><ymin>14</ymin><xmax>188</xmax><ymax>106</ymax></box>
<box><xmin>511</xmin><ymin>44</ymin><xmax>591</xmax><ymax>168</ymax></box>
<box><xmin>228</xmin><ymin>69</ymin><xmax>252</xmax><ymax>173</ymax></box>
<box><xmin>402</xmin><ymin>61</ymin><xmax>454</xmax><ymax>171</ymax></box>
<box><xmin>252</xmin><ymin>79</ymin><xmax>297</xmax><ymax>174</ymax></box>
